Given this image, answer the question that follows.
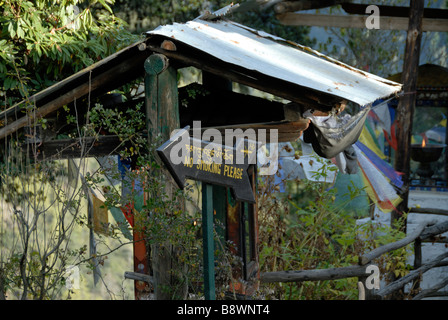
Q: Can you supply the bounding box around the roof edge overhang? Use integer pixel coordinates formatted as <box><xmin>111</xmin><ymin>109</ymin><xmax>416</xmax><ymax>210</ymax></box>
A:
<box><xmin>147</xmin><ymin>18</ymin><xmax>402</xmax><ymax>108</ymax></box>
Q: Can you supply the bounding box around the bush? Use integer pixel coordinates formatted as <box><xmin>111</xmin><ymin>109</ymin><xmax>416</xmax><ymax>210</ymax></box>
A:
<box><xmin>256</xmin><ymin>154</ymin><xmax>411</xmax><ymax>300</ymax></box>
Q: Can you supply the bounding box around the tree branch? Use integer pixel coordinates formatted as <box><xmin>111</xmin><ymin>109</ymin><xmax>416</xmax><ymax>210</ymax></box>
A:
<box><xmin>413</xmin><ymin>276</ymin><xmax>448</xmax><ymax>300</ymax></box>
<box><xmin>375</xmin><ymin>251</ymin><xmax>448</xmax><ymax>299</ymax></box>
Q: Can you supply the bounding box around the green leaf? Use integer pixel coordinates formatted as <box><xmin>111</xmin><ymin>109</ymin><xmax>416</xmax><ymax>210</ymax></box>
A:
<box><xmin>35</xmin><ymin>43</ymin><xmax>42</xmax><ymax>57</ymax></box>
<box><xmin>17</xmin><ymin>25</ymin><xmax>25</xmax><ymax>39</ymax></box>
<box><xmin>4</xmin><ymin>77</ymin><xmax>12</xmax><ymax>90</ymax></box>
<box><xmin>8</xmin><ymin>22</ymin><xmax>16</xmax><ymax>38</ymax></box>
<box><xmin>97</xmin><ymin>0</ymin><xmax>113</xmax><ymax>14</ymax></box>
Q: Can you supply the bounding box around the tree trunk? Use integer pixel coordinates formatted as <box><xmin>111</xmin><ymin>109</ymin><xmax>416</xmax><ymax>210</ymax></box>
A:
<box><xmin>393</xmin><ymin>0</ymin><xmax>424</xmax><ymax>222</ymax></box>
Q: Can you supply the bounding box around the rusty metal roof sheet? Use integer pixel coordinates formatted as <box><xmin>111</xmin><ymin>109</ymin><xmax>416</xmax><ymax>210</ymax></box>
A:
<box><xmin>148</xmin><ymin>18</ymin><xmax>402</xmax><ymax>107</ymax></box>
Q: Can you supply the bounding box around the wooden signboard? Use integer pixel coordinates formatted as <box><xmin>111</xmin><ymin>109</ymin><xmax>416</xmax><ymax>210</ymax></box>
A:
<box><xmin>157</xmin><ymin>126</ymin><xmax>257</xmax><ymax>203</ymax></box>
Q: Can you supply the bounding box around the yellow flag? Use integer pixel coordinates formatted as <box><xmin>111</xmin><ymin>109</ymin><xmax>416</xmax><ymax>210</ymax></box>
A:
<box><xmin>359</xmin><ymin>127</ymin><xmax>386</xmax><ymax>159</ymax></box>
<box><xmin>91</xmin><ymin>192</ymin><xmax>109</xmax><ymax>235</ymax></box>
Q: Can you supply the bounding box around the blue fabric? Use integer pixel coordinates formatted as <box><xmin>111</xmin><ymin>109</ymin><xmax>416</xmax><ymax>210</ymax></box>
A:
<box><xmin>355</xmin><ymin>141</ymin><xmax>403</xmax><ymax>188</ymax></box>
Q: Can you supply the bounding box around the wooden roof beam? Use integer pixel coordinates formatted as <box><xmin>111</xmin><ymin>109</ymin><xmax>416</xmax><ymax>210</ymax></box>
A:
<box><xmin>276</xmin><ymin>12</ymin><xmax>448</xmax><ymax>32</ymax></box>
<box><xmin>0</xmin><ymin>47</ymin><xmax>147</xmax><ymax>141</ymax></box>
<box><xmin>24</xmin><ymin>135</ymin><xmax>125</xmax><ymax>160</ymax></box>
<box><xmin>341</xmin><ymin>3</ymin><xmax>448</xmax><ymax>19</ymax></box>
<box><xmin>274</xmin><ymin>0</ymin><xmax>345</xmax><ymax>14</ymax></box>
<box><xmin>146</xmin><ymin>41</ymin><xmax>342</xmax><ymax>112</ymax></box>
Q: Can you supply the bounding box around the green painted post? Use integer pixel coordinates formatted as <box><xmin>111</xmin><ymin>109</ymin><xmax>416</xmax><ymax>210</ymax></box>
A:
<box><xmin>144</xmin><ymin>53</ymin><xmax>171</xmax><ymax>141</ymax></box>
<box><xmin>143</xmin><ymin>53</ymin><xmax>185</xmax><ymax>300</ymax></box>
<box><xmin>202</xmin><ymin>183</ymin><xmax>216</xmax><ymax>300</ymax></box>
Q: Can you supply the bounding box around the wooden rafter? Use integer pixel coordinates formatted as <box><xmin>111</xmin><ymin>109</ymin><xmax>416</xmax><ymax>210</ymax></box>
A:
<box><xmin>277</xmin><ymin>12</ymin><xmax>448</xmax><ymax>32</ymax></box>
<box><xmin>24</xmin><ymin>135</ymin><xmax>126</xmax><ymax>160</ymax></box>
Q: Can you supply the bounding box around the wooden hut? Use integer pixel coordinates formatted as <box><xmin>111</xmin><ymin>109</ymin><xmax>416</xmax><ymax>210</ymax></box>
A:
<box><xmin>0</xmin><ymin>4</ymin><xmax>402</xmax><ymax>299</ymax></box>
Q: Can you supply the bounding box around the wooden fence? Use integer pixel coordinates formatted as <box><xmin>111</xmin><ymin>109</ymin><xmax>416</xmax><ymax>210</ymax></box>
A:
<box><xmin>260</xmin><ymin>219</ymin><xmax>448</xmax><ymax>300</ymax></box>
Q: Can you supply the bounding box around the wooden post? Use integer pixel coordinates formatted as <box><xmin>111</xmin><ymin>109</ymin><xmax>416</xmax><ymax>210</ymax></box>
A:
<box><xmin>411</xmin><ymin>238</ymin><xmax>422</xmax><ymax>296</ymax></box>
<box><xmin>202</xmin><ymin>183</ymin><xmax>216</xmax><ymax>300</ymax></box>
<box><xmin>393</xmin><ymin>0</ymin><xmax>424</xmax><ymax>223</ymax></box>
<box><xmin>357</xmin><ymin>275</ymin><xmax>376</xmax><ymax>300</ymax></box>
<box><xmin>143</xmin><ymin>53</ymin><xmax>184</xmax><ymax>300</ymax></box>
<box><xmin>200</xmin><ymin>72</ymin><xmax>227</xmax><ymax>300</ymax></box>
<box><xmin>130</xmin><ymin>53</ymin><xmax>170</xmax><ymax>301</ymax></box>
<box><xmin>144</xmin><ymin>53</ymin><xmax>170</xmax><ymax>140</ymax></box>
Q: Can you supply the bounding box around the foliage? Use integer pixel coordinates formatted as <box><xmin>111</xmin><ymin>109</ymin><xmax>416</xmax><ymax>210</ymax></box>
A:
<box><xmin>0</xmin><ymin>0</ymin><xmax>141</xmax><ymax>300</ymax></box>
<box><xmin>86</xmin><ymin>102</ymin><xmax>147</xmax><ymax>158</ymax></box>
<box><xmin>113</xmin><ymin>0</ymin><xmax>227</xmax><ymax>33</ymax></box>
<box><xmin>256</xmin><ymin>155</ymin><xmax>412</xmax><ymax>300</ymax></box>
<box><xmin>0</xmin><ymin>0</ymin><xmax>140</xmax><ymax>109</ymax></box>
<box><xmin>112</xmin><ymin>0</ymin><xmax>315</xmax><ymax>47</ymax></box>
<box><xmin>0</xmin><ymin>146</ymin><xmax>86</xmax><ymax>299</ymax></box>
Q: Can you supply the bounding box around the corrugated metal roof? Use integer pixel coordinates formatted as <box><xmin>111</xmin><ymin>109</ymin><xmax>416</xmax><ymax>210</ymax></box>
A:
<box><xmin>148</xmin><ymin>18</ymin><xmax>402</xmax><ymax>107</ymax></box>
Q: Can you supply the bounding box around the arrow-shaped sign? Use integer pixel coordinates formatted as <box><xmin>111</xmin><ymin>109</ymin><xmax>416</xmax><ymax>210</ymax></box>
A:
<box><xmin>156</xmin><ymin>126</ymin><xmax>257</xmax><ymax>203</ymax></box>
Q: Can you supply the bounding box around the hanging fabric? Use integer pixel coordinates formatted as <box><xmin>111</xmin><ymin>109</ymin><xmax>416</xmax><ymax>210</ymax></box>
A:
<box><xmin>95</xmin><ymin>157</ymin><xmax>133</xmax><ymax>240</ymax></box>
<box><xmin>85</xmin><ymin>186</ymin><xmax>102</xmax><ymax>286</ymax></box>
<box><xmin>67</xmin><ymin>159</ymin><xmax>79</xmax><ymax>189</ymax></box>
<box><xmin>359</xmin><ymin>126</ymin><xmax>386</xmax><ymax>160</ymax></box>
<box><xmin>355</xmin><ymin>141</ymin><xmax>403</xmax><ymax>189</ymax></box>
<box><xmin>303</xmin><ymin>105</ymin><xmax>372</xmax><ymax>159</ymax></box>
<box><xmin>354</xmin><ymin>144</ymin><xmax>402</xmax><ymax>213</ymax></box>
<box><xmin>334</xmin><ymin>145</ymin><xmax>358</xmax><ymax>174</ymax></box>
<box><xmin>91</xmin><ymin>192</ymin><xmax>109</xmax><ymax>235</ymax></box>
<box><xmin>109</xmin><ymin>207</ymin><xmax>133</xmax><ymax>240</ymax></box>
